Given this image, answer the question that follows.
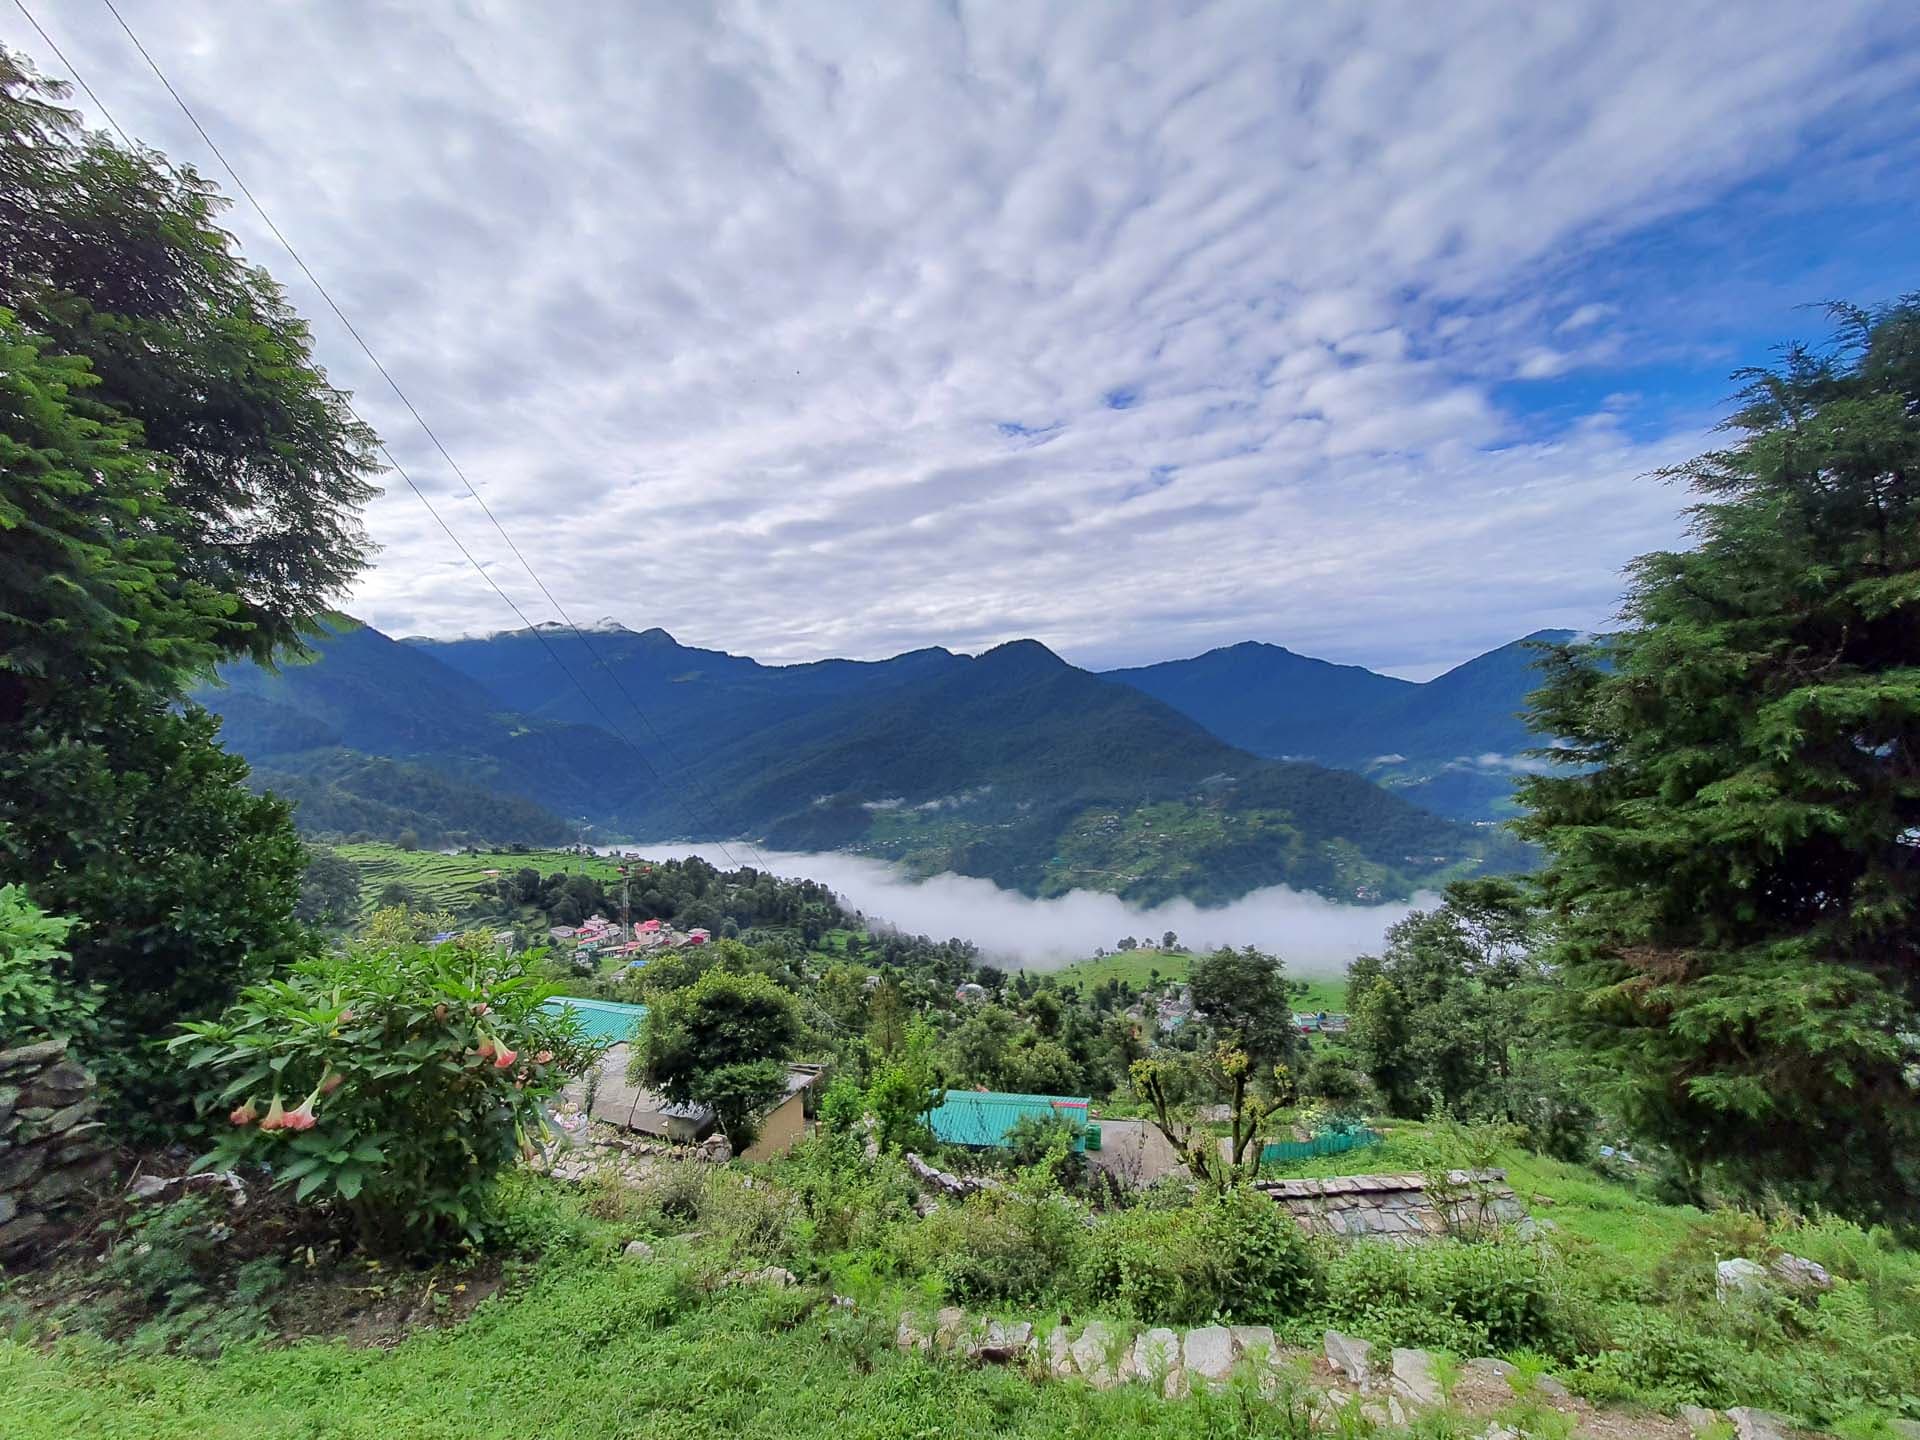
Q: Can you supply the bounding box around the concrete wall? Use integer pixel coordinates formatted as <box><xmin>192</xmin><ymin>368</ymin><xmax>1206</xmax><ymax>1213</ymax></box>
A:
<box><xmin>741</xmin><ymin>1090</ymin><xmax>807</xmax><ymax>1161</ymax></box>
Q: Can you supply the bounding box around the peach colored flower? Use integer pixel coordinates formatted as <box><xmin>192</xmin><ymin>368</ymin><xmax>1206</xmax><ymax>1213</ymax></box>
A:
<box><xmin>534</xmin><ymin>1050</ymin><xmax>553</xmax><ymax>1065</ymax></box>
<box><xmin>319</xmin><ymin>1071</ymin><xmax>343</xmax><ymax>1095</ymax></box>
<box><xmin>258</xmin><ymin>1093</ymin><xmax>287</xmax><ymax>1131</ymax></box>
<box><xmin>230</xmin><ymin>1100</ymin><xmax>259</xmax><ymax>1126</ymax></box>
<box><xmin>493</xmin><ymin>1046</ymin><xmax>518</xmax><ymax>1069</ymax></box>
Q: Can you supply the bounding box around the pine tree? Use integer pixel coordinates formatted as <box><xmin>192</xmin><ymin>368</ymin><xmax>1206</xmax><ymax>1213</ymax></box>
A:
<box><xmin>1518</xmin><ymin>298</ymin><xmax>1920</xmax><ymax>1223</ymax></box>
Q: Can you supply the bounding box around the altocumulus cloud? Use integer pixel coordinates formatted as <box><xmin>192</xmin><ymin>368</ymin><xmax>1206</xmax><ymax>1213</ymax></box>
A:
<box><xmin>605</xmin><ymin>842</ymin><xmax>1429</xmax><ymax>976</ymax></box>
<box><xmin>17</xmin><ymin>2</ymin><xmax>1920</xmax><ymax>678</ymax></box>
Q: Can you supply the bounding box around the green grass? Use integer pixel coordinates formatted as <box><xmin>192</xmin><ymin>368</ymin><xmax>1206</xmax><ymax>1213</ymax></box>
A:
<box><xmin>1046</xmin><ymin>950</ymin><xmax>1346</xmax><ymax>1012</ymax></box>
<box><xmin>337</xmin><ymin>844</ymin><xmax>627</xmax><ymax>919</ymax></box>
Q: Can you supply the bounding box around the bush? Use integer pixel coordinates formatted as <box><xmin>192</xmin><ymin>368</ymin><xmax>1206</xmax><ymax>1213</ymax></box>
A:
<box><xmin>0</xmin><ymin>883</ymin><xmax>95</xmax><ymax>1047</ymax></box>
<box><xmin>1079</xmin><ymin>1189</ymin><xmax>1321</xmax><ymax>1324</ymax></box>
<box><xmin>1323</xmin><ymin>1235</ymin><xmax>1567</xmax><ymax>1356</ymax></box>
<box><xmin>918</xmin><ymin>1172</ymin><xmax>1090</xmax><ymax>1304</ymax></box>
<box><xmin>173</xmin><ymin>937</ymin><xmax>603</xmax><ymax>1254</ymax></box>
<box><xmin>1198</xmin><ymin>1186</ymin><xmax>1323</xmax><ymax>1319</ymax></box>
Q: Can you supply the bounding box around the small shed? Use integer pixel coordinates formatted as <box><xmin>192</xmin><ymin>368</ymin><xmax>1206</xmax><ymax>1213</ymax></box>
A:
<box><xmin>925</xmin><ymin>1090</ymin><xmax>1091</xmax><ymax>1152</ymax></box>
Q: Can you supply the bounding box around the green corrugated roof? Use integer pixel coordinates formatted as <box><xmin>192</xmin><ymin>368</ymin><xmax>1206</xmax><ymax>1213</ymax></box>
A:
<box><xmin>925</xmin><ymin>1089</ymin><xmax>1091</xmax><ymax>1150</ymax></box>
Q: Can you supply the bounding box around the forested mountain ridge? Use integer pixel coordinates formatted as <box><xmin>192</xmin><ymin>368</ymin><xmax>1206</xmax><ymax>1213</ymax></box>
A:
<box><xmin>192</xmin><ymin>620</ymin><xmax>1530</xmax><ymax>905</ymax></box>
<box><xmin>1108</xmin><ymin>630</ymin><xmax>1577</xmax><ymax>819</ymax></box>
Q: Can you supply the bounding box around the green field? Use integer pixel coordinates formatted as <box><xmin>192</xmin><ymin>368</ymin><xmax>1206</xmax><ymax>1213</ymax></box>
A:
<box><xmin>1047</xmin><ymin>948</ymin><xmax>1347</xmax><ymax>1011</ymax></box>
<box><xmin>337</xmin><ymin>844</ymin><xmax>630</xmax><ymax>918</ymax></box>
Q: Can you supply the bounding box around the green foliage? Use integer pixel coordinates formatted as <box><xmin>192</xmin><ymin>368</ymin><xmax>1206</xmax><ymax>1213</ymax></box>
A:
<box><xmin>636</xmin><ymin>968</ymin><xmax>801</xmax><ymax>1149</ymax></box>
<box><xmin>0</xmin><ymin>883</ymin><xmax>94</xmax><ymax>1047</ymax></box>
<box><xmin>173</xmin><ymin>937</ymin><xmax>601</xmax><ymax>1254</ymax></box>
<box><xmin>916</xmin><ymin>1169</ymin><xmax>1090</xmax><ymax>1304</ymax></box>
<box><xmin>0</xmin><ymin>692</ymin><xmax>309</xmax><ymax>1115</ymax></box>
<box><xmin>293</xmin><ymin>845</ymin><xmax>362</xmax><ymax>929</ymax></box>
<box><xmin>864</xmin><ymin>1020</ymin><xmax>942</xmax><ymax>1154</ymax></box>
<box><xmin>1322</xmin><ymin>1235</ymin><xmax>1567</xmax><ymax>1356</ymax></box>
<box><xmin>1189</xmin><ymin>945</ymin><xmax>1300</xmax><ymax>1073</ymax></box>
<box><xmin>1517</xmin><ymin>298</ymin><xmax>1920</xmax><ymax>1225</ymax></box>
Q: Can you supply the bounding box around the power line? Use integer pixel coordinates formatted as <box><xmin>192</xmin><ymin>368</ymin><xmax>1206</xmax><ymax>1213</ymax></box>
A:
<box><xmin>11</xmin><ymin>0</ymin><xmax>130</xmax><ymax>145</ymax></box>
<box><xmin>93</xmin><ymin>0</ymin><xmax>769</xmax><ymax>875</ymax></box>
<box><xmin>51</xmin><ymin>0</ymin><xmax>771</xmax><ymax>871</ymax></box>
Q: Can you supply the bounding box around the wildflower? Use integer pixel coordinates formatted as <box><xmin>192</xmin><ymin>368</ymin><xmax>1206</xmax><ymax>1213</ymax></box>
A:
<box><xmin>471</xmin><ymin>1002</ymin><xmax>490</xmax><ymax>1017</ymax></box>
<box><xmin>230</xmin><ymin>1100</ymin><xmax>259</xmax><ymax>1126</ymax></box>
<box><xmin>475</xmin><ymin>1034</ymin><xmax>497</xmax><ymax>1059</ymax></box>
<box><xmin>282</xmin><ymin>1078</ymin><xmax>325</xmax><ymax>1132</ymax></box>
<box><xmin>534</xmin><ymin>1050</ymin><xmax>553</xmax><ymax>1065</ymax></box>
<box><xmin>434</xmin><ymin>1003</ymin><xmax>450</xmax><ymax>1022</ymax></box>
<box><xmin>493</xmin><ymin>1046</ymin><xmax>518</xmax><ymax>1069</ymax></box>
<box><xmin>319</xmin><ymin>1070</ymin><xmax>344</xmax><ymax>1095</ymax></box>
<box><xmin>258</xmin><ymin>1093</ymin><xmax>288</xmax><ymax>1131</ymax></box>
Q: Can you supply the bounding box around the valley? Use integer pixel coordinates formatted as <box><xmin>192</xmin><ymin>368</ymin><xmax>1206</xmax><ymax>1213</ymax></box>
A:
<box><xmin>194</xmin><ymin>617</ymin><xmax>1551</xmax><ymax>909</ymax></box>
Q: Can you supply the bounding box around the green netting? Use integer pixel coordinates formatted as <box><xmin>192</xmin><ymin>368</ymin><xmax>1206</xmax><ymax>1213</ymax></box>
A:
<box><xmin>1259</xmin><ymin>1127</ymin><xmax>1382</xmax><ymax>1165</ymax></box>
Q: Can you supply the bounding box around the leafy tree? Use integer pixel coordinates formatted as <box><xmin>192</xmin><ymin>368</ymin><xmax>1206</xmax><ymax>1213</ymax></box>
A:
<box><xmin>865</xmin><ymin>1019</ymin><xmax>942</xmax><ymax>1154</ymax></box>
<box><xmin>1162</xmin><ymin>930</ymin><xmax>1179</xmax><ymax>950</ymax></box>
<box><xmin>1189</xmin><ymin>946</ymin><xmax>1299</xmax><ymax>1075</ymax></box>
<box><xmin>0</xmin><ymin>49</ymin><xmax>377</xmax><ymax>667</ymax></box>
<box><xmin>636</xmin><ymin>968</ymin><xmax>801</xmax><ymax>1149</ymax></box>
<box><xmin>294</xmin><ymin>846</ymin><xmax>363</xmax><ymax>928</ymax></box>
<box><xmin>1131</xmin><ymin>1042</ymin><xmax>1295</xmax><ymax>1186</ymax></box>
<box><xmin>1517</xmin><ymin>298</ymin><xmax>1920</xmax><ymax>1223</ymax></box>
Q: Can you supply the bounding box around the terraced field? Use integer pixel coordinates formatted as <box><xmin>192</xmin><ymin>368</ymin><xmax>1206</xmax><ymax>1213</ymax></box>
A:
<box><xmin>336</xmin><ymin>844</ymin><xmax>624</xmax><ymax>918</ymax></box>
<box><xmin>1048</xmin><ymin>947</ymin><xmax>1347</xmax><ymax>1011</ymax></box>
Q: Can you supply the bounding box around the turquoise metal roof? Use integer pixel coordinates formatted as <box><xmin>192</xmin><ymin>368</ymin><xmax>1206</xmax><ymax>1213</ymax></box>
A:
<box><xmin>541</xmin><ymin>996</ymin><xmax>648</xmax><ymax>1045</ymax></box>
<box><xmin>925</xmin><ymin>1090</ymin><xmax>1091</xmax><ymax>1151</ymax></box>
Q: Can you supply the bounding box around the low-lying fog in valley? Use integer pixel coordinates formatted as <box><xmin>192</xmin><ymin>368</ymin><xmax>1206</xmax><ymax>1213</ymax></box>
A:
<box><xmin>602</xmin><ymin>843</ymin><xmax>1435</xmax><ymax>976</ymax></box>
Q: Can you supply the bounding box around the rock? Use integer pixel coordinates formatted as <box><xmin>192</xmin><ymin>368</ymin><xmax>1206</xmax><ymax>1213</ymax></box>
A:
<box><xmin>1768</xmin><ymin>1253</ymin><xmax>1832</xmax><ymax>1294</ymax></box>
<box><xmin>934</xmin><ymin>1306</ymin><xmax>967</xmax><ymax>1350</ymax></box>
<box><xmin>20</xmin><ymin>1061</ymin><xmax>90</xmax><ymax>1109</ymax></box>
<box><xmin>1324</xmin><ymin>1329</ymin><xmax>1373</xmax><ymax>1386</ymax></box>
<box><xmin>0</xmin><ymin>1145</ymin><xmax>45</xmax><ymax>1190</ymax></box>
<box><xmin>1716</xmin><ymin>1257</ymin><xmax>1769</xmax><ymax>1300</ymax></box>
<box><xmin>1182</xmin><ymin>1326</ymin><xmax>1237</xmax><ymax>1386</ymax></box>
<box><xmin>1468</xmin><ymin>1357</ymin><xmax>1517</xmax><ymax>1383</ymax></box>
<box><xmin>1679</xmin><ymin>1405</ymin><xmax>1725</xmax><ymax>1435</ymax></box>
<box><xmin>1229</xmin><ymin>1325</ymin><xmax>1276</xmax><ymax>1367</ymax></box>
<box><xmin>39</xmin><ymin>1098</ymin><xmax>98</xmax><ymax>1137</ymax></box>
<box><xmin>969</xmin><ymin>1320</ymin><xmax>1033</xmax><ymax>1364</ymax></box>
<box><xmin>737</xmin><ymin>1265</ymin><xmax>795</xmax><ymax>1288</ymax></box>
<box><xmin>0</xmin><ymin>1084</ymin><xmax>17</xmax><ymax>1126</ymax></box>
<box><xmin>1535</xmin><ymin>1374</ymin><xmax>1570</xmax><ymax>1398</ymax></box>
<box><xmin>0</xmin><ymin>1038</ymin><xmax>67</xmax><ymax>1075</ymax></box>
<box><xmin>698</xmin><ymin>1134</ymin><xmax>733</xmax><ymax>1163</ymax></box>
<box><xmin>1727</xmin><ymin>1407</ymin><xmax>1793</xmax><ymax>1440</ymax></box>
<box><xmin>1130</xmin><ymin>1327</ymin><xmax>1181</xmax><ymax>1389</ymax></box>
<box><xmin>0</xmin><ymin>1209</ymin><xmax>48</xmax><ymax>1253</ymax></box>
<box><xmin>1070</xmin><ymin>1321</ymin><xmax>1122</xmax><ymax>1389</ymax></box>
<box><xmin>622</xmin><ymin>1240</ymin><xmax>654</xmax><ymax>1260</ymax></box>
<box><xmin>1391</xmin><ymin>1347</ymin><xmax>1442</xmax><ymax>1407</ymax></box>
<box><xmin>1483</xmin><ymin>1427</ymin><xmax>1523</xmax><ymax>1440</ymax></box>
<box><xmin>1047</xmin><ymin>1326</ymin><xmax>1075</xmax><ymax>1376</ymax></box>
<box><xmin>895</xmin><ymin>1313</ymin><xmax>929</xmax><ymax>1353</ymax></box>
<box><xmin>0</xmin><ymin>1192</ymin><xmax>14</xmax><ymax>1226</ymax></box>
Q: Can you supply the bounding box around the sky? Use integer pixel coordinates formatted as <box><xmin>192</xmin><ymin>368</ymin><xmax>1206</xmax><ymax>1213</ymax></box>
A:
<box><xmin>13</xmin><ymin>1</ymin><xmax>1920</xmax><ymax>679</ymax></box>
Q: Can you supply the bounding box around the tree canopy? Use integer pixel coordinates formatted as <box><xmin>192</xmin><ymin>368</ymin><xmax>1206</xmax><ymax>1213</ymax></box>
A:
<box><xmin>1517</xmin><ymin>297</ymin><xmax>1920</xmax><ymax>1223</ymax></box>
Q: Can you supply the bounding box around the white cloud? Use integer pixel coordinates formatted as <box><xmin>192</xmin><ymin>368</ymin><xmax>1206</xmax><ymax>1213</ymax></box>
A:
<box><xmin>605</xmin><ymin>843</ymin><xmax>1426</xmax><ymax>975</ymax></box>
<box><xmin>12</xmin><ymin>1</ymin><xmax>1919</xmax><ymax>679</ymax></box>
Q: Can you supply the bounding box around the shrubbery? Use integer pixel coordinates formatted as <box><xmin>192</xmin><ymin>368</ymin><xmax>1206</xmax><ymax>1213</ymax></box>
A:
<box><xmin>0</xmin><ymin>884</ymin><xmax>95</xmax><ymax>1047</ymax></box>
<box><xmin>174</xmin><ymin>935</ymin><xmax>602</xmax><ymax>1254</ymax></box>
<box><xmin>1321</xmin><ymin>1233</ymin><xmax>1568</xmax><ymax>1356</ymax></box>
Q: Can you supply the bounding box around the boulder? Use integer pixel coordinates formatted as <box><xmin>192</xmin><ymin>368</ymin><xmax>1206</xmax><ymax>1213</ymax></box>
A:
<box><xmin>895</xmin><ymin>1313</ymin><xmax>929</xmax><ymax>1353</ymax></box>
<box><xmin>934</xmin><ymin>1306</ymin><xmax>968</xmax><ymax>1350</ymax></box>
<box><xmin>1467</xmin><ymin>1357</ymin><xmax>1517</xmax><ymax>1384</ymax></box>
<box><xmin>969</xmin><ymin>1320</ymin><xmax>1033</xmax><ymax>1364</ymax></box>
<box><xmin>1535</xmin><ymin>1374</ymin><xmax>1570</xmax><ymax>1398</ymax></box>
<box><xmin>1390</xmin><ymin>1347</ymin><xmax>1442</xmax><ymax>1407</ymax></box>
<box><xmin>1047</xmin><ymin>1326</ymin><xmax>1075</xmax><ymax>1377</ymax></box>
<box><xmin>1229</xmin><ymin>1325</ymin><xmax>1276</xmax><ymax>1367</ymax></box>
<box><xmin>0</xmin><ymin>1039</ymin><xmax>67</xmax><ymax>1075</ymax></box>
<box><xmin>1070</xmin><ymin>1321</ymin><xmax>1122</xmax><ymax>1389</ymax></box>
<box><xmin>622</xmin><ymin>1240</ymin><xmax>654</xmax><ymax>1260</ymax></box>
<box><xmin>1727</xmin><ymin>1408</ymin><xmax>1793</xmax><ymax>1440</ymax></box>
<box><xmin>1768</xmin><ymin>1253</ymin><xmax>1832</xmax><ymax>1295</ymax></box>
<box><xmin>1679</xmin><ymin>1405</ymin><xmax>1725</xmax><ymax>1436</ymax></box>
<box><xmin>737</xmin><ymin>1265</ymin><xmax>795</xmax><ymax>1288</ymax></box>
<box><xmin>1324</xmin><ymin>1329</ymin><xmax>1373</xmax><ymax>1386</ymax></box>
<box><xmin>1182</xmin><ymin>1326</ymin><xmax>1237</xmax><ymax>1387</ymax></box>
<box><xmin>19</xmin><ymin>1060</ymin><xmax>90</xmax><ymax>1109</ymax></box>
<box><xmin>1130</xmin><ymin>1327</ymin><xmax>1181</xmax><ymax>1389</ymax></box>
<box><xmin>1716</xmin><ymin>1257</ymin><xmax>1769</xmax><ymax>1301</ymax></box>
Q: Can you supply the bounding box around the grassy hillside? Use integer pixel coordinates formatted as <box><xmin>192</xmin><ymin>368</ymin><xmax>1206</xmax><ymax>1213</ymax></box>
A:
<box><xmin>1050</xmin><ymin>948</ymin><xmax>1347</xmax><ymax>1010</ymax></box>
<box><xmin>7</xmin><ymin>1122</ymin><xmax>1913</xmax><ymax>1438</ymax></box>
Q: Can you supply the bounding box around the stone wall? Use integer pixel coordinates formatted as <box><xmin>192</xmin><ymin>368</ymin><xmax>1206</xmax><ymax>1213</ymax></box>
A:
<box><xmin>1255</xmin><ymin>1169</ymin><xmax>1528</xmax><ymax>1242</ymax></box>
<box><xmin>0</xmin><ymin>1037</ymin><xmax>111</xmax><ymax>1259</ymax></box>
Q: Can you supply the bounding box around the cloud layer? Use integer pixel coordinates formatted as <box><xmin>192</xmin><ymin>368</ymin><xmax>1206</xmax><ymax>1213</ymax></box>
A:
<box><xmin>603</xmin><ymin>843</ymin><xmax>1433</xmax><ymax>976</ymax></box>
<box><xmin>15</xmin><ymin>2</ymin><xmax>1920</xmax><ymax>677</ymax></box>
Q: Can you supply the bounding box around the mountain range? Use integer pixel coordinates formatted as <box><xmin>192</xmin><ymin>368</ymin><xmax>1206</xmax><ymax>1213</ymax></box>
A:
<box><xmin>192</xmin><ymin>618</ymin><xmax>1565</xmax><ymax>906</ymax></box>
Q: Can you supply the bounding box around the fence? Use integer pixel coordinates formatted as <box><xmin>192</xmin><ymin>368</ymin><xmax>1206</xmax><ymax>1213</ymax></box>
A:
<box><xmin>1259</xmin><ymin>1127</ymin><xmax>1382</xmax><ymax>1167</ymax></box>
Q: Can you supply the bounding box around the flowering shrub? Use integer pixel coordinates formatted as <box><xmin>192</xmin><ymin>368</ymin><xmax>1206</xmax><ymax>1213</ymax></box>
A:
<box><xmin>172</xmin><ymin>937</ymin><xmax>603</xmax><ymax>1254</ymax></box>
